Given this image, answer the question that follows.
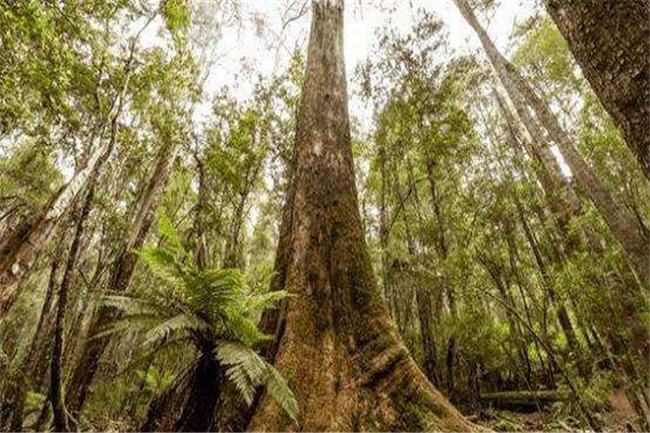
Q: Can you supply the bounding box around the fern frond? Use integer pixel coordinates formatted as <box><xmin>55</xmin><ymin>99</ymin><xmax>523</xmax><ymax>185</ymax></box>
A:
<box><xmin>138</xmin><ymin>246</ymin><xmax>187</xmax><ymax>289</ymax></box>
<box><xmin>244</xmin><ymin>290</ymin><xmax>290</xmax><ymax>317</ymax></box>
<box><xmin>101</xmin><ymin>294</ymin><xmax>164</xmax><ymax>316</ymax></box>
<box><xmin>91</xmin><ymin>314</ymin><xmax>162</xmax><ymax>341</ymax></box>
<box><xmin>111</xmin><ymin>337</ymin><xmax>194</xmax><ymax>380</ymax></box>
<box><xmin>222</xmin><ymin>314</ymin><xmax>270</xmax><ymax>347</ymax></box>
<box><xmin>142</xmin><ymin>313</ymin><xmax>209</xmax><ymax>347</ymax></box>
<box><xmin>264</xmin><ymin>361</ymin><xmax>299</xmax><ymax>424</ymax></box>
<box><xmin>216</xmin><ymin>341</ymin><xmax>269</xmax><ymax>404</ymax></box>
<box><xmin>215</xmin><ymin>341</ymin><xmax>298</xmax><ymax>422</ymax></box>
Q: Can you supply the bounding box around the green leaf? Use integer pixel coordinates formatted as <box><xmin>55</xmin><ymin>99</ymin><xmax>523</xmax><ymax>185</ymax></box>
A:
<box><xmin>216</xmin><ymin>341</ymin><xmax>298</xmax><ymax>422</ymax></box>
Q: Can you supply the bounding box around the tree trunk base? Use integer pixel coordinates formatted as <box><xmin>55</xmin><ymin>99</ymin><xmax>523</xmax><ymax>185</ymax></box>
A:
<box><xmin>249</xmin><ymin>297</ymin><xmax>476</xmax><ymax>432</ymax></box>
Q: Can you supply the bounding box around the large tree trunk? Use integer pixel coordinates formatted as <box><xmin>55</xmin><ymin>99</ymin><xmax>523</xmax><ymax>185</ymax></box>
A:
<box><xmin>247</xmin><ymin>2</ymin><xmax>473</xmax><ymax>431</ymax></box>
<box><xmin>544</xmin><ymin>0</ymin><xmax>650</xmax><ymax>178</ymax></box>
<box><xmin>453</xmin><ymin>0</ymin><xmax>650</xmax><ymax>290</ymax></box>
<box><xmin>65</xmin><ymin>141</ymin><xmax>177</xmax><ymax>417</ymax></box>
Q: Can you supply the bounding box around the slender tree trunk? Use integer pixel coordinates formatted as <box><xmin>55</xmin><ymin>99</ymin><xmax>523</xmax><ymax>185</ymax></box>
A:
<box><xmin>514</xmin><ymin>194</ymin><xmax>582</xmax><ymax>354</ymax></box>
<box><xmin>479</xmin><ymin>255</ymin><xmax>532</xmax><ymax>385</ymax></box>
<box><xmin>247</xmin><ymin>2</ymin><xmax>473</xmax><ymax>431</ymax></box>
<box><xmin>454</xmin><ymin>0</ymin><xmax>650</xmax><ymax>289</ymax></box>
<box><xmin>488</xmin><ymin>97</ymin><xmax>584</xmax><ymax>362</ymax></box>
<box><xmin>65</xmin><ymin>141</ymin><xmax>177</xmax><ymax>417</ymax></box>
<box><xmin>544</xmin><ymin>0</ymin><xmax>650</xmax><ymax>177</ymax></box>
<box><xmin>0</xmin><ymin>228</ymin><xmax>68</xmax><ymax>431</ymax></box>
<box><xmin>395</xmin><ymin>176</ymin><xmax>443</xmax><ymax>390</ymax></box>
<box><xmin>415</xmin><ymin>285</ymin><xmax>442</xmax><ymax>389</ymax></box>
<box><xmin>140</xmin><ymin>353</ymin><xmax>224</xmax><ymax>432</ymax></box>
<box><xmin>493</xmin><ymin>89</ymin><xmax>578</xmax><ymax>242</ymax></box>
<box><xmin>424</xmin><ymin>159</ymin><xmax>459</xmax><ymax>396</ymax></box>
<box><xmin>488</xmin><ymin>290</ymin><xmax>601</xmax><ymax>430</ymax></box>
<box><xmin>378</xmin><ymin>143</ymin><xmax>391</xmax><ymax>303</ymax></box>
<box><xmin>192</xmin><ymin>161</ymin><xmax>209</xmax><ymax>270</ymax></box>
<box><xmin>224</xmin><ymin>191</ymin><xmax>247</xmax><ymax>269</ymax></box>
<box><xmin>61</xmin><ymin>241</ymin><xmax>108</xmax><ymax>382</ymax></box>
<box><xmin>49</xmin><ymin>184</ymin><xmax>95</xmax><ymax>432</ymax></box>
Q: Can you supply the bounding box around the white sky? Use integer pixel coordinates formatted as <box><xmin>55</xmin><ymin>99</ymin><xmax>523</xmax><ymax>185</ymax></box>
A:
<box><xmin>195</xmin><ymin>0</ymin><xmax>535</xmax><ymax>128</ymax></box>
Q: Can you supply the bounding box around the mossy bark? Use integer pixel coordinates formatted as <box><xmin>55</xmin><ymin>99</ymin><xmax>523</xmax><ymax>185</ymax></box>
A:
<box><xmin>50</xmin><ymin>184</ymin><xmax>96</xmax><ymax>432</ymax></box>
<box><xmin>247</xmin><ymin>1</ymin><xmax>475</xmax><ymax>431</ymax></box>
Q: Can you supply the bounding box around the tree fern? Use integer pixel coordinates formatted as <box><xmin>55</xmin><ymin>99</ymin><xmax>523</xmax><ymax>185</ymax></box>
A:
<box><xmin>102</xmin><ymin>212</ymin><xmax>298</xmax><ymax>422</ymax></box>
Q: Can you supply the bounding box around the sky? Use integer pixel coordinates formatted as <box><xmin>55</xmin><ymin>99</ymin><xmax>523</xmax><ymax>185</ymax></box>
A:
<box><xmin>192</xmin><ymin>0</ymin><xmax>535</xmax><ymax>128</ymax></box>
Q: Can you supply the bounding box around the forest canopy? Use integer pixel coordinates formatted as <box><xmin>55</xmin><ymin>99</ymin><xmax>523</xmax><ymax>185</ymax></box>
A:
<box><xmin>0</xmin><ymin>0</ymin><xmax>648</xmax><ymax>432</ymax></box>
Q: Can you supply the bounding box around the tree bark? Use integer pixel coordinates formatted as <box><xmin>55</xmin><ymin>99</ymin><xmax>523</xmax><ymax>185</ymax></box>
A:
<box><xmin>247</xmin><ymin>2</ymin><xmax>473</xmax><ymax>431</ymax></box>
<box><xmin>223</xmin><ymin>191</ymin><xmax>247</xmax><ymax>269</ymax></box>
<box><xmin>0</xmin><ymin>227</ymin><xmax>68</xmax><ymax>431</ymax></box>
<box><xmin>492</xmin><ymin>88</ymin><xmax>578</xmax><ymax>242</ymax></box>
<box><xmin>544</xmin><ymin>0</ymin><xmax>650</xmax><ymax>178</ymax></box>
<box><xmin>65</xmin><ymin>140</ymin><xmax>177</xmax><ymax>417</ymax></box>
<box><xmin>454</xmin><ymin>0</ymin><xmax>650</xmax><ymax>290</ymax></box>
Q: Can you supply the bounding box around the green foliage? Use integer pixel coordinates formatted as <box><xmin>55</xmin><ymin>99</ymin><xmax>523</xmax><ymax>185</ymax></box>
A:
<box><xmin>0</xmin><ymin>143</ymin><xmax>63</xmax><ymax>208</ymax></box>
<box><xmin>161</xmin><ymin>0</ymin><xmax>191</xmax><ymax>39</ymax></box>
<box><xmin>216</xmin><ymin>342</ymin><xmax>298</xmax><ymax>422</ymax></box>
<box><xmin>513</xmin><ymin>17</ymin><xmax>576</xmax><ymax>87</ymax></box>
<box><xmin>101</xmin><ymin>212</ymin><xmax>297</xmax><ymax>421</ymax></box>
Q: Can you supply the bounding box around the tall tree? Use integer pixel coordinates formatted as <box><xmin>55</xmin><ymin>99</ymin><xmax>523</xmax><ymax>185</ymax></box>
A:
<box><xmin>0</xmin><ymin>81</ymin><xmax>129</xmax><ymax>316</ymax></box>
<box><xmin>544</xmin><ymin>0</ymin><xmax>650</xmax><ymax>177</ymax></box>
<box><xmin>247</xmin><ymin>1</ymin><xmax>472</xmax><ymax>430</ymax></box>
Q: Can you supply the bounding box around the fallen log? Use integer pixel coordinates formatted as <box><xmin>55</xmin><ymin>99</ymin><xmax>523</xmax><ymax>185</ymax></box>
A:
<box><xmin>479</xmin><ymin>390</ymin><xmax>567</xmax><ymax>412</ymax></box>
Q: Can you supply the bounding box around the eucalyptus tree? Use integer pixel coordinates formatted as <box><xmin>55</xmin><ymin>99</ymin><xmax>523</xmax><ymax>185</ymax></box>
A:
<box><xmin>246</xmin><ymin>1</ymin><xmax>473</xmax><ymax>430</ymax></box>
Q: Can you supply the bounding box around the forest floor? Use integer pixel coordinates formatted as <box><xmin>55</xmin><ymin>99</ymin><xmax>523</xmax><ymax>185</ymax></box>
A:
<box><xmin>478</xmin><ymin>390</ymin><xmax>639</xmax><ymax>432</ymax></box>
